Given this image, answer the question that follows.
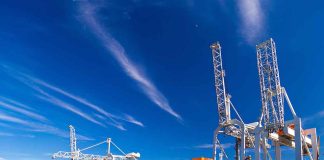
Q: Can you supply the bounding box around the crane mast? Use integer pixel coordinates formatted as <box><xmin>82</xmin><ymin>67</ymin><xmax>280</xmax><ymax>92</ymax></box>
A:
<box><xmin>256</xmin><ymin>38</ymin><xmax>284</xmax><ymax>129</ymax></box>
<box><xmin>69</xmin><ymin>125</ymin><xmax>78</xmax><ymax>160</ymax></box>
<box><xmin>211</xmin><ymin>42</ymin><xmax>258</xmax><ymax>160</ymax></box>
<box><xmin>210</xmin><ymin>42</ymin><xmax>231</xmax><ymax>124</ymax></box>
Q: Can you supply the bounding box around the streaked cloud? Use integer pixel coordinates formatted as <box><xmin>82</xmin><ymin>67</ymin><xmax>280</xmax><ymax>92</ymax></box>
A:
<box><xmin>78</xmin><ymin>1</ymin><xmax>182</xmax><ymax>120</ymax></box>
<box><xmin>303</xmin><ymin>110</ymin><xmax>324</xmax><ymax>124</ymax></box>
<box><xmin>0</xmin><ymin>96</ymin><xmax>35</xmax><ymax>111</ymax></box>
<box><xmin>1</xmin><ymin>64</ymin><xmax>143</xmax><ymax>130</ymax></box>
<box><xmin>123</xmin><ymin>114</ymin><xmax>144</xmax><ymax>127</ymax></box>
<box><xmin>0</xmin><ymin>112</ymin><xmax>92</xmax><ymax>140</ymax></box>
<box><xmin>173</xmin><ymin>143</ymin><xmax>234</xmax><ymax>150</ymax></box>
<box><xmin>106</xmin><ymin>121</ymin><xmax>127</xmax><ymax>131</ymax></box>
<box><xmin>193</xmin><ymin>143</ymin><xmax>233</xmax><ymax>149</ymax></box>
<box><xmin>38</xmin><ymin>94</ymin><xmax>106</xmax><ymax>127</ymax></box>
<box><xmin>0</xmin><ymin>99</ymin><xmax>47</xmax><ymax>122</ymax></box>
<box><xmin>237</xmin><ymin>0</ymin><xmax>265</xmax><ymax>44</ymax></box>
<box><xmin>0</xmin><ymin>157</ymin><xmax>7</xmax><ymax>160</ymax></box>
<box><xmin>0</xmin><ymin>132</ymin><xmax>14</xmax><ymax>137</ymax></box>
<box><xmin>0</xmin><ymin>132</ymin><xmax>35</xmax><ymax>138</ymax></box>
<box><xmin>0</xmin><ymin>112</ymin><xmax>31</xmax><ymax>125</ymax></box>
<box><xmin>25</xmin><ymin>75</ymin><xmax>144</xmax><ymax>127</ymax></box>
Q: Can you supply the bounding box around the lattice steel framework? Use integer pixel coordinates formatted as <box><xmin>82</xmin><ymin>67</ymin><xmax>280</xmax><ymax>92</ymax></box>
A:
<box><xmin>69</xmin><ymin>125</ymin><xmax>78</xmax><ymax>159</ymax></box>
<box><xmin>256</xmin><ymin>38</ymin><xmax>284</xmax><ymax>129</ymax></box>
<box><xmin>53</xmin><ymin>125</ymin><xmax>139</xmax><ymax>160</ymax></box>
<box><xmin>210</xmin><ymin>42</ymin><xmax>230</xmax><ymax>124</ymax></box>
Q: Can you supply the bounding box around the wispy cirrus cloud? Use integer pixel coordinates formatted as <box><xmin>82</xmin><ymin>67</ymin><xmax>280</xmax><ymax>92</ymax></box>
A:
<box><xmin>0</xmin><ymin>100</ymin><xmax>47</xmax><ymax>122</ymax></box>
<box><xmin>302</xmin><ymin>110</ymin><xmax>324</xmax><ymax>125</ymax></box>
<box><xmin>0</xmin><ymin>112</ymin><xmax>92</xmax><ymax>140</ymax></box>
<box><xmin>0</xmin><ymin>96</ymin><xmax>35</xmax><ymax>111</ymax></box>
<box><xmin>237</xmin><ymin>0</ymin><xmax>265</xmax><ymax>44</ymax></box>
<box><xmin>78</xmin><ymin>1</ymin><xmax>182</xmax><ymax>120</ymax></box>
<box><xmin>37</xmin><ymin>92</ymin><xmax>106</xmax><ymax>127</ymax></box>
<box><xmin>1</xmin><ymin>64</ymin><xmax>143</xmax><ymax>130</ymax></box>
<box><xmin>0</xmin><ymin>132</ymin><xmax>35</xmax><ymax>138</ymax></box>
<box><xmin>0</xmin><ymin>132</ymin><xmax>15</xmax><ymax>137</ymax></box>
<box><xmin>173</xmin><ymin>143</ymin><xmax>233</xmax><ymax>150</ymax></box>
<box><xmin>25</xmin><ymin>75</ymin><xmax>144</xmax><ymax>127</ymax></box>
<box><xmin>0</xmin><ymin>157</ymin><xmax>7</xmax><ymax>160</ymax></box>
<box><xmin>193</xmin><ymin>143</ymin><xmax>233</xmax><ymax>149</ymax></box>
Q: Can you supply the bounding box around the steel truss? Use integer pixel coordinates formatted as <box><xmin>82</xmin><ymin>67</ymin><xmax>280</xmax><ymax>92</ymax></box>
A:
<box><xmin>210</xmin><ymin>39</ymin><xmax>319</xmax><ymax>160</ymax></box>
<box><xmin>210</xmin><ymin>42</ymin><xmax>258</xmax><ymax>160</ymax></box>
<box><xmin>52</xmin><ymin>125</ymin><xmax>139</xmax><ymax>160</ymax></box>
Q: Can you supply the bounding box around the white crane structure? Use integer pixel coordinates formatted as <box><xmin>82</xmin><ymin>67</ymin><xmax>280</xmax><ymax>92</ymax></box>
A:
<box><xmin>210</xmin><ymin>39</ymin><xmax>320</xmax><ymax>160</ymax></box>
<box><xmin>254</xmin><ymin>38</ymin><xmax>319</xmax><ymax>160</ymax></box>
<box><xmin>52</xmin><ymin>125</ymin><xmax>140</xmax><ymax>160</ymax></box>
<box><xmin>210</xmin><ymin>42</ymin><xmax>258</xmax><ymax>160</ymax></box>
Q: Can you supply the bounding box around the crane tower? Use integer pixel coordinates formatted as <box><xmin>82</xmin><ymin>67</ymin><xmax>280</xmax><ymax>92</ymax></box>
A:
<box><xmin>69</xmin><ymin>125</ymin><xmax>78</xmax><ymax>159</ymax></box>
<box><xmin>256</xmin><ymin>38</ymin><xmax>284</xmax><ymax>130</ymax></box>
<box><xmin>211</xmin><ymin>42</ymin><xmax>231</xmax><ymax>124</ymax></box>
<box><xmin>210</xmin><ymin>42</ymin><xmax>258</xmax><ymax>160</ymax></box>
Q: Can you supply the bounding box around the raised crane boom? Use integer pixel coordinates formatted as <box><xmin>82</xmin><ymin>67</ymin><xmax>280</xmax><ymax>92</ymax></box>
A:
<box><xmin>211</xmin><ymin>42</ymin><xmax>257</xmax><ymax>160</ymax></box>
<box><xmin>256</xmin><ymin>38</ymin><xmax>284</xmax><ymax>129</ymax></box>
<box><xmin>210</xmin><ymin>42</ymin><xmax>231</xmax><ymax>124</ymax></box>
<box><xmin>69</xmin><ymin>125</ymin><xmax>78</xmax><ymax>159</ymax></box>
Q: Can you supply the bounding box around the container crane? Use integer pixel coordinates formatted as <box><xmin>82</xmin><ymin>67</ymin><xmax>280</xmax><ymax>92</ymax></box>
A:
<box><xmin>209</xmin><ymin>39</ymin><xmax>320</xmax><ymax>160</ymax></box>
<box><xmin>210</xmin><ymin>42</ymin><xmax>258</xmax><ymax>160</ymax></box>
<box><xmin>52</xmin><ymin>125</ymin><xmax>140</xmax><ymax>160</ymax></box>
<box><xmin>254</xmin><ymin>38</ymin><xmax>320</xmax><ymax>160</ymax></box>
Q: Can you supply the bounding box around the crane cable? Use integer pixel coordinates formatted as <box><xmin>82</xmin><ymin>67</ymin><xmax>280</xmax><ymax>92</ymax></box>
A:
<box><xmin>230</xmin><ymin>102</ymin><xmax>255</xmax><ymax>148</ymax></box>
<box><xmin>79</xmin><ymin>140</ymin><xmax>106</xmax><ymax>152</ymax></box>
<box><xmin>111</xmin><ymin>141</ymin><xmax>127</xmax><ymax>155</ymax></box>
<box><xmin>76</xmin><ymin>139</ymin><xmax>138</xmax><ymax>160</ymax></box>
<box><xmin>111</xmin><ymin>141</ymin><xmax>139</xmax><ymax>160</ymax></box>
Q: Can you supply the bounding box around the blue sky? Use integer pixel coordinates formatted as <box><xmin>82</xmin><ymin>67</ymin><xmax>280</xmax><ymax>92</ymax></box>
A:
<box><xmin>0</xmin><ymin>0</ymin><xmax>323</xmax><ymax>160</ymax></box>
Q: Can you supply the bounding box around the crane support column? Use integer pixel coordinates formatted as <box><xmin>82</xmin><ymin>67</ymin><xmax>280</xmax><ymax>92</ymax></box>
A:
<box><xmin>275</xmin><ymin>141</ymin><xmax>281</xmax><ymax>160</ymax></box>
<box><xmin>295</xmin><ymin>117</ymin><xmax>303</xmax><ymax>160</ymax></box>
<box><xmin>240</xmin><ymin>125</ymin><xmax>246</xmax><ymax>160</ymax></box>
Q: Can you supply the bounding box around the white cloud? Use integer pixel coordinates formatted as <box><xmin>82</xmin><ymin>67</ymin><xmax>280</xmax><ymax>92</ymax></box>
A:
<box><xmin>0</xmin><ymin>132</ymin><xmax>35</xmax><ymax>138</ymax></box>
<box><xmin>0</xmin><ymin>100</ymin><xmax>47</xmax><ymax>122</ymax></box>
<box><xmin>193</xmin><ymin>143</ymin><xmax>233</xmax><ymax>149</ymax></box>
<box><xmin>0</xmin><ymin>96</ymin><xmax>35</xmax><ymax>111</ymax></box>
<box><xmin>237</xmin><ymin>0</ymin><xmax>264</xmax><ymax>44</ymax></box>
<box><xmin>0</xmin><ymin>132</ymin><xmax>14</xmax><ymax>137</ymax></box>
<box><xmin>0</xmin><ymin>157</ymin><xmax>7</xmax><ymax>160</ymax></box>
<box><xmin>124</xmin><ymin>114</ymin><xmax>144</xmax><ymax>127</ymax></box>
<box><xmin>0</xmin><ymin>112</ymin><xmax>92</xmax><ymax>140</ymax></box>
<box><xmin>38</xmin><ymin>94</ymin><xmax>106</xmax><ymax>127</ymax></box>
<box><xmin>1</xmin><ymin>64</ymin><xmax>143</xmax><ymax>130</ymax></box>
<box><xmin>78</xmin><ymin>1</ymin><xmax>182</xmax><ymax>120</ymax></box>
<box><xmin>302</xmin><ymin>110</ymin><xmax>324</xmax><ymax>124</ymax></box>
<box><xmin>26</xmin><ymin>76</ymin><xmax>144</xmax><ymax>127</ymax></box>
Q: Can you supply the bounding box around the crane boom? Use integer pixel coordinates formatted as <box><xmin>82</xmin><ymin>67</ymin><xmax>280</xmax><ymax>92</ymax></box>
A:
<box><xmin>256</xmin><ymin>38</ymin><xmax>284</xmax><ymax>129</ymax></box>
<box><xmin>69</xmin><ymin>125</ymin><xmax>78</xmax><ymax>159</ymax></box>
<box><xmin>210</xmin><ymin>42</ymin><xmax>231</xmax><ymax>124</ymax></box>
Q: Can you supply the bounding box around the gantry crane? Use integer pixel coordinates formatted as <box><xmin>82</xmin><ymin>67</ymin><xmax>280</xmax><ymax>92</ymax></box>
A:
<box><xmin>254</xmin><ymin>38</ymin><xmax>320</xmax><ymax>160</ymax></box>
<box><xmin>210</xmin><ymin>42</ymin><xmax>258</xmax><ymax>160</ymax></box>
<box><xmin>52</xmin><ymin>125</ymin><xmax>140</xmax><ymax>160</ymax></box>
<box><xmin>210</xmin><ymin>39</ymin><xmax>320</xmax><ymax>160</ymax></box>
